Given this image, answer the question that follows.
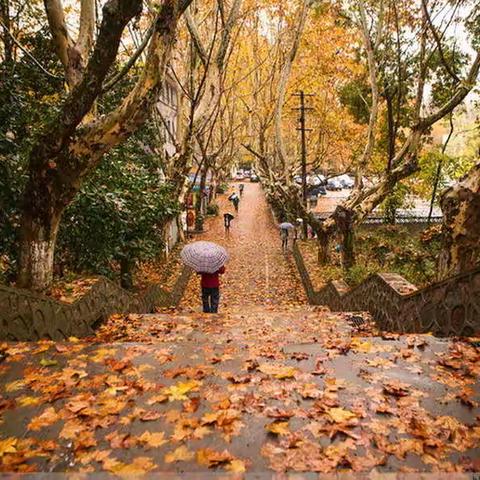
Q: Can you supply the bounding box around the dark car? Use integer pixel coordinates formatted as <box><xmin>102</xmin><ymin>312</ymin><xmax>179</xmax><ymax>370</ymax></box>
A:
<box><xmin>309</xmin><ymin>185</ymin><xmax>327</xmax><ymax>196</ymax></box>
<box><xmin>250</xmin><ymin>174</ymin><xmax>260</xmax><ymax>182</ymax></box>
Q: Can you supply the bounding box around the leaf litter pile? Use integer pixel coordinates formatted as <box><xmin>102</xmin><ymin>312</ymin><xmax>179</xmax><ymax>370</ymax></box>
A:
<box><xmin>1</xmin><ymin>184</ymin><xmax>479</xmax><ymax>473</ymax></box>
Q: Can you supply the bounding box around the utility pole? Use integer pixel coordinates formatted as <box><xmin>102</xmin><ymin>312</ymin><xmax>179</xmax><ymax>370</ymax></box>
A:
<box><xmin>293</xmin><ymin>91</ymin><xmax>314</xmax><ymax>237</ymax></box>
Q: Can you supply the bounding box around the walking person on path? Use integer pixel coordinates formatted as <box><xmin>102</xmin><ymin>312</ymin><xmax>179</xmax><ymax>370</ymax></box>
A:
<box><xmin>200</xmin><ymin>266</ymin><xmax>225</xmax><ymax>313</ymax></box>
<box><xmin>239</xmin><ymin>184</ymin><xmax>244</xmax><ymax>197</ymax></box>
<box><xmin>223</xmin><ymin>213</ymin><xmax>234</xmax><ymax>234</ymax></box>
<box><xmin>232</xmin><ymin>195</ymin><xmax>240</xmax><ymax>212</ymax></box>
<box><xmin>280</xmin><ymin>226</ymin><xmax>289</xmax><ymax>251</ymax></box>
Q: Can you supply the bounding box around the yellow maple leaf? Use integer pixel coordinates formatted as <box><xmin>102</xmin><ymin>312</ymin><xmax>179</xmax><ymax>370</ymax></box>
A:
<box><xmin>5</xmin><ymin>379</ymin><xmax>26</xmax><ymax>392</ymax></box>
<box><xmin>258</xmin><ymin>364</ymin><xmax>297</xmax><ymax>379</ymax></box>
<box><xmin>163</xmin><ymin>380</ymin><xmax>202</xmax><ymax>402</ymax></box>
<box><xmin>226</xmin><ymin>459</ymin><xmax>247</xmax><ymax>473</ymax></box>
<box><xmin>138</xmin><ymin>431</ymin><xmax>167</xmax><ymax>448</ymax></box>
<box><xmin>17</xmin><ymin>396</ymin><xmax>41</xmax><ymax>407</ymax></box>
<box><xmin>350</xmin><ymin>338</ymin><xmax>372</xmax><ymax>353</ymax></box>
<box><xmin>164</xmin><ymin>446</ymin><xmax>194</xmax><ymax>463</ymax></box>
<box><xmin>106</xmin><ymin>456</ymin><xmax>156</xmax><ymax>474</ymax></box>
<box><xmin>326</xmin><ymin>407</ymin><xmax>357</xmax><ymax>424</ymax></box>
<box><xmin>265</xmin><ymin>421</ymin><xmax>290</xmax><ymax>435</ymax></box>
<box><xmin>0</xmin><ymin>438</ymin><xmax>17</xmax><ymax>457</ymax></box>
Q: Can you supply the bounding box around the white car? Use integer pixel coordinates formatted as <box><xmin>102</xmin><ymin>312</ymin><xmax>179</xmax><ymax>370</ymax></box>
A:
<box><xmin>336</xmin><ymin>174</ymin><xmax>355</xmax><ymax>189</ymax></box>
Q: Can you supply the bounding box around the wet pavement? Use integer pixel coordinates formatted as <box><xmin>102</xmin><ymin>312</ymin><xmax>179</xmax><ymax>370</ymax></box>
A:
<box><xmin>0</xmin><ymin>183</ymin><xmax>479</xmax><ymax>474</ymax></box>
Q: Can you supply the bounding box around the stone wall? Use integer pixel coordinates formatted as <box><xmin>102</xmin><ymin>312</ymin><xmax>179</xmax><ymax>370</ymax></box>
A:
<box><xmin>292</xmin><ymin>243</ymin><xmax>480</xmax><ymax>336</ymax></box>
<box><xmin>0</xmin><ymin>267</ymin><xmax>192</xmax><ymax>341</ymax></box>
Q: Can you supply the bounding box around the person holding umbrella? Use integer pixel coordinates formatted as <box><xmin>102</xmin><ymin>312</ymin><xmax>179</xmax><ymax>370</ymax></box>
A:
<box><xmin>229</xmin><ymin>192</ymin><xmax>240</xmax><ymax>212</ymax></box>
<box><xmin>279</xmin><ymin>222</ymin><xmax>294</xmax><ymax>251</ymax></box>
<box><xmin>199</xmin><ymin>266</ymin><xmax>225</xmax><ymax>313</ymax></box>
<box><xmin>223</xmin><ymin>212</ymin><xmax>234</xmax><ymax>233</ymax></box>
<box><xmin>181</xmin><ymin>241</ymin><xmax>228</xmax><ymax>313</ymax></box>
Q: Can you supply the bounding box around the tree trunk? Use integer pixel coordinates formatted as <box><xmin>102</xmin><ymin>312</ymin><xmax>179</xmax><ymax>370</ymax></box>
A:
<box><xmin>317</xmin><ymin>229</ymin><xmax>330</xmax><ymax>264</ymax></box>
<box><xmin>17</xmin><ymin>208</ymin><xmax>62</xmax><ymax>291</ymax></box>
<box><xmin>437</xmin><ymin>163</ymin><xmax>480</xmax><ymax>279</ymax></box>
<box><xmin>120</xmin><ymin>256</ymin><xmax>134</xmax><ymax>290</ymax></box>
<box><xmin>334</xmin><ymin>205</ymin><xmax>356</xmax><ymax>270</ymax></box>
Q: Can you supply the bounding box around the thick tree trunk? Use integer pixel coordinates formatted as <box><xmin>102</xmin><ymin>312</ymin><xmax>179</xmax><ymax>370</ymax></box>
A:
<box><xmin>334</xmin><ymin>206</ymin><xmax>356</xmax><ymax>270</ymax></box>
<box><xmin>17</xmin><ymin>208</ymin><xmax>62</xmax><ymax>291</ymax></box>
<box><xmin>317</xmin><ymin>229</ymin><xmax>330</xmax><ymax>265</ymax></box>
<box><xmin>437</xmin><ymin>163</ymin><xmax>480</xmax><ymax>279</ymax></box>
<box><xmin>120</xmin><ymin>256</ymin><xmax>134</xmax><ymax>290</ymax></box>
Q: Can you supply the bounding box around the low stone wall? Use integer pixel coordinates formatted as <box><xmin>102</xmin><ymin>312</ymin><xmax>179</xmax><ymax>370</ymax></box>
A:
<box><xmin>293</xmin><ymin>243</ymin><xmax>480</xmax><ymax>336</ymax></box>
<box><xmin>0</xmin><ymin>267</ymin><xmax>192</xmax><ymax>341</ymax></box>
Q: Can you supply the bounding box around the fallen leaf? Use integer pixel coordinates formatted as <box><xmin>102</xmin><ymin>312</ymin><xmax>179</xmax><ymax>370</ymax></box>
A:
<box><xmin>0</xmin><ymin>438</ymin><xmax>17</xmax><ymax>457</ymax></box>
<box><xmin>326</xmin><ymin>407</ymin><xmax>357</xmax><ymax>424</ymax></box>
<box><xmin>258</xmin><ymin>363</ymin><xmax>297</xmax><ymax>379</ymax></box>
<box><xmin>265</xmin><ymin>421</ymin><xmax>290</xmax><ymax>435</ymax></box>
<box><xmin>28</xmin><ymin>407</ymin><xmax>59</xmax><ymax>431</ymax></box>
<box><xmin>164</xmin><ymin>445</ymin><xmax>194</xmax><ymax>463</ymax></box>
<box><xmin>138</xmin><ymin>431</ymin><xmax>167</xmax><ymax>448</ymax></box>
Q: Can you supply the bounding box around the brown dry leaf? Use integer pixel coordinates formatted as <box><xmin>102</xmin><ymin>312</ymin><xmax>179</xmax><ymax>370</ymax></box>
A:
<box><xmin>164</xmin><ymin>445</ymin><xmax>195</xmax><ymax>463</ymax></box>
<box><xmin>27</xmin><ymin>407</ymin><xmax>59</xmax><ymax>431</ymax></box>
<box><xmin>196</xmin><ymin>448</ymin><xmax>234</xmax><ymax>468</ymax></box>
<box><xmin>147</xmin><ymin>394</ymin><xmax>168</xmax><ymax>405</ymax></box>
<box><xmin>383</xmin><ymin>380</ymin><xmax>410</xmax><ymax>397</ymax></box>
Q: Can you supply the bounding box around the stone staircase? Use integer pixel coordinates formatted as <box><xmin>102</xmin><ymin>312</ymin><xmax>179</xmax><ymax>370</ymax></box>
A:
<box><xmin>1</xmin><ymin>305</ymin><xmax>478</xmax><ymax>473</ymax></box>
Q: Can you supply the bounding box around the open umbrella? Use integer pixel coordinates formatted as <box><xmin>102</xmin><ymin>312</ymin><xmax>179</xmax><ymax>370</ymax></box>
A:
<box><xmin>181</xmin><ymin>241</ymin><xmax>228</xmax><ymax>273</ymax></box>
<box><xmin>224</xmin><ymin>213</ymin><xmax>235</xmax><ymax>221</ymax></box>
<box><xmin>279</xmin><ymin>222</ymin><xmax>295</xmax><ymax>230</ymax></box>
<box><xmin>228</xmin><ymin>193</ymin><xmax>239</xmax><ymax>201</ymax></box>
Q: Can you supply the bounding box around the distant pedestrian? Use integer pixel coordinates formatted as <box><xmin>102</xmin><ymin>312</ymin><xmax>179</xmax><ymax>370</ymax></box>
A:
<box><xmin>232</xmin><ymin>195</ymin><xmax>240</xmax><ymax>212</ymax></box>
<box><xmin>280</xmin><ymin>227</ymin><xmax>289</xmax><ymax>251</ymax></box>
<box><xmin>239</xmin><ymin>184</ymin><xmax>244</xmax><ymax>196</ymax></box>
<box><xmin>200</xmin><ymin>266</ymin><xmax>225</xmax><ymax>313</ymax></box>
<box><xmin>223</xmin><ymin>213</ymin><xmax>234</xmax><ymax>233</ymax></box>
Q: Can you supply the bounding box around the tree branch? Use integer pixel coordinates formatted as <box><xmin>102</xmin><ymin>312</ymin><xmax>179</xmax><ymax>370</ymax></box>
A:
<box><xmin>77</xmin><ymin>0</ymin><xmax>95</xmax><ymax>59</ymax></box>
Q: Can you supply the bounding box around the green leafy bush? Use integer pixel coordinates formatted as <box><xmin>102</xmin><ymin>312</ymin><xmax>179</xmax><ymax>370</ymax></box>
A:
<box><xmin>206</xmin><ymin>202</ymin><xmax>219</xmax><ymax>216</ymax></box>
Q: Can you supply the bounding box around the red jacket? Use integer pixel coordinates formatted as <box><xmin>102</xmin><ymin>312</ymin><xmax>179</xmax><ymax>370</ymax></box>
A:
<box><xmin>200</xmin><ymin>266</ymin><xmax>225</xmax><ymax>288</ymax></box>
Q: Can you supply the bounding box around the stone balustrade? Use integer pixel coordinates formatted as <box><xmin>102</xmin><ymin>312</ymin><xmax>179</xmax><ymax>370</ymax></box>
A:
<box><xmin>293</xmin><ymin>243</ymin><xmax>480</xmax><ymax>336</ymax></box>
<box><xmin>0</xmin><ymin>267</ymin><xmax>191</xmax><ymax>341</ymax></box>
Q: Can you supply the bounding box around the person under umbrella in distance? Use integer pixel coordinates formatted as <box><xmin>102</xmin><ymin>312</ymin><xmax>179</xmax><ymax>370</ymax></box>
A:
<box><xmin>229</xmin><ymin>192</ymin><xmax>240</xmax><ymax>212</ymax></box>
<box><xmin>279</xmin><ymin>222</ymin><xmax>294</xmax><ymax>251</ymax></box>
<box><xmin>181</xmin><ymin>241</ymin><xmax>228</xmax><ymax>314</ymax></box>
<box><xmin>223</xmin><ymin>212</ymin><xmax>234</xmax><ymax>233</ymax></box>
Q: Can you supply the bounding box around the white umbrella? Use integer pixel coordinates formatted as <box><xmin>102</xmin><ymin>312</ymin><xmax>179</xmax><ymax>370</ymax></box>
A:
<box><xmin>181</xmin><ymin>241</ymin><xmax>228</xmax><ymax>273</ymax></box>
<box><xmin>279</xmin><ymin>222</ymin><xmax>295</xmax><ymax>230</ymax></box>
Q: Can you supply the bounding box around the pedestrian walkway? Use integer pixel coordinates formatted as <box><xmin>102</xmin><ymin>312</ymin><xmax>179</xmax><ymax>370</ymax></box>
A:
<box><xmin>0</xmin><ymin>183</ymin><xmax>479</xmax><ymax>474</ymax></box>
<box><xmin>181</xmin><ymin>182</ymin><xmax>306</xmax><ymax>312</ymax></box>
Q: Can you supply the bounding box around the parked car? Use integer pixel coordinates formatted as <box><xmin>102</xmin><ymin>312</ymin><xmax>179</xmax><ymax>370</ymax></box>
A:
<box><xmin>326</xmin><ymin>179</ymin><xmax>342</xmax><ymax>191</ymax></box>
<box><xmin>335</xmin><ymin>174</ymin><xmax>354</xmax><ymax>189</ymax></box>
<box><xmin>235</xmin><ymin>172</ymin><xmax>244</xmax><ymax>180</ymax></box>
<box><xmin>250</xmin><ymin>174</ymin><xmax>260</xmax><ymax>182</ymax></box>
<box><xmin>309</xmin><ymin>185</ymin><xmax>326</xmax><ymax>196</ymax></box>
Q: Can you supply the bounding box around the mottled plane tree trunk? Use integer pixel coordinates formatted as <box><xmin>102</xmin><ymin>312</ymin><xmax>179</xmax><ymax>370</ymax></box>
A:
<box><xmin>437</xmin><ymin>163</ymin><xmax>480</xmax><ymax>278</ymax></box>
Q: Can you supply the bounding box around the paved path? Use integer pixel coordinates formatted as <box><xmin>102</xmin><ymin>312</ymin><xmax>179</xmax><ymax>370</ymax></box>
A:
<box><xmin>0</xmin><ymin>183</ymin><xmax>479</xmax><ymax>474</ymax></box>
<box><xmin>180</xmin><ymin>182</ymin><xmax>306</xmax><ymax>312</ymax></box>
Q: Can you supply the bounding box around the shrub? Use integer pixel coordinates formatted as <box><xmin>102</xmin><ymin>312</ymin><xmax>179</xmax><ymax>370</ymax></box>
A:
<box><xmin>206</xmin><ymin>202</ymin><xmax>219</xmax><ymax>216</ymax></box>
<box><xmin>216</xmin><ymin>183</ymin><xmax>228</xmax><ymax>194</ymax></box>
